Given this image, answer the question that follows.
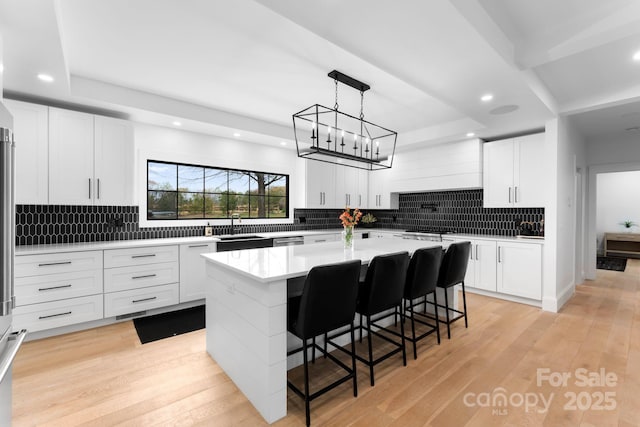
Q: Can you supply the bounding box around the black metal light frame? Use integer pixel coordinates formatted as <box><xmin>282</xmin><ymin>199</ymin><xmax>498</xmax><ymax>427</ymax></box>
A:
<box><xmin>293</xmin><ymin>70</ymin><xmax>397</xmax><ymax>171</ymax></box>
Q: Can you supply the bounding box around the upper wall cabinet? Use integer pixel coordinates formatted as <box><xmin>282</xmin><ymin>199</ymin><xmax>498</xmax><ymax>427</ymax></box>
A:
<box><xmin>49</xmin><ymin>108</ymin><xmax>134</xmax><ymax>206</ymax></box>
<box><xmin>305</xmin><ymin>160</ymin><xmax>336</xmax><ymax>208</ymax></box>
<box><xmin>483</xmin><ymin>133</ymin><xmax>545</xmax><ymax>208</ymax></box>
<box><xmin>4</xmin><ymin>100</ymin><xmax>49</xmax><ymax>204</ymax></box>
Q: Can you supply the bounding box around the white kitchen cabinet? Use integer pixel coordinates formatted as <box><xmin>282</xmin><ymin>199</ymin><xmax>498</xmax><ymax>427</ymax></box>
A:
<box><xmin>104</xmin><ymin>283</ymin><xmax>179</xmax><ymax>318</ymax></box>
<box><xmin>94</xmin><ymin>116</ymin><xmax>134</xmax><ymax>205</ymax></box>
<box><xmin>4</xmin><ymin>99</ymin><xmax>49</xmax><ymax>204</ymax></box>
<box><xmin>13</xmin><ymin>250</ymin><xmax>104</xmax><ymax>333</ymax></box>
<box><xmin>369</xmin><ymin>167</ymin><xmax>397</xmax><ymax>209</ymax></box>
<box><xmin>305</xmin><ymin>160</ymin><xmax>335</xmax><ymax>208</ymax></box>
<box><xmin>179</xmin><ymin>242</ymin><xmax>215</xmax><ymax>303</ymax></box>
<box><xmin>461</xmin><ymin>239</ymin><xmax>497</xmax><ymax>292</ymax></box>
<box><xmin>483</xmin><ymin>133</ymin><xmax>545</xmax><ymax>208</ymax></box>
<box><xmin>303</xmin><ymin>233</ymin><xmax>339</xmax><ymax>244</ymax></box>
<box><xmin>497</xmin><ymin>241</ymin><xmax>542</xmax><ymax>300</ymax></box>
<box><xmin>49</xmin><ymin>107</ymin><xmax>134</xmax><ymax>206</ymax></box>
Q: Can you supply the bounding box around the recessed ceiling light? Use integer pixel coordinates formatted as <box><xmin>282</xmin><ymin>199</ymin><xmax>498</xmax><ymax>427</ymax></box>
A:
<box><xmin>633</xmin><ymin>50</ymin><xmax>640</xmax><ymax>61</ymax></box>
<box><xmin>466</xmin><ymin>132</ymin><xmax>475</xmax><ymax>137</ymax></box>
<box><xmin>233</xmin><ymin>132</ymin><xmax>241</xmax><ymax>137</ymax></box>
<box><xmin>280</xmin><ymin>141</ymin><xmax>287</xmax><ymax>146</ymax></box>
<box><xmin>172</xmin><ymin>121</ymin><xmax>182</xmax><ymax>126</ymax></box>
<box><xmin>37</xmin><ymin>73</ymin><xmax>54</xmax><ymax>82</ymax></box>
<box><xmin>481</xmin><ymin>94</ymin><xmax>493</xmax><ymax>102</ymax></box>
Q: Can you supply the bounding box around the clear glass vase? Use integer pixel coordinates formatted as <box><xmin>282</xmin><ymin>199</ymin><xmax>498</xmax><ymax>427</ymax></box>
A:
<box><xmin>342</xmin><ymin>226</ymin><xmax>354</xmax><ymax>250</ymax></box>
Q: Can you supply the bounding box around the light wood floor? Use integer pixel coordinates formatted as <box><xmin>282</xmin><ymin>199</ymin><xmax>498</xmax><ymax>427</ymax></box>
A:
<box><xmin>13</xmin><ymin>260</ymin><xmax>640</xmax><ymax>426</ymax></box>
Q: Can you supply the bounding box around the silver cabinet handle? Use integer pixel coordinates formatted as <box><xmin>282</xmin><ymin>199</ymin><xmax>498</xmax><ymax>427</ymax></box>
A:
<box><xmin>188</xmin><ymin>244</ymin><xmax>209</xmax><ymax>248</ymax></box>
<box><xmin>39</xmin><ymin>311</ymin><xmax>71</xmax><ymax>320</ymax></box>
<box><xmin>476</xmin><ymin>244</ymin><xmax>479</xmax><ymax>261</ymax></box>
<box><xmin>131</xmin><ymin>254</ymin><xmax>156</xmax><ymax>259</ymax></box>
<box><xmin>316</xmin><ymin>239</ymin><xmax>327</xmax><ymax>243</ymax></box>
<box><xmin>89</xmin><ymin>178</ymin><xmax>92</xmax><ymax>199</ymax></box>
<box><xmin>97</xmin><ymin>178</ymin><xmax>100</xmax><ymax>199</ymax></box>
<box><xmin>38</xmin><ymin>284</ymin><xmax>72</xmax><ymax>291</ymax></box>
<box><xmin>508</xmin><ymin>187</ymin><xmax>512</xmax><ymax>203</ymax></box>
<box><xmin>498</xmin><ymin>246</ymin><xmax>502</xmax><ymax>263</ymax></box>
<box><xmin>132</xmin><ymin>274</ymin><xmax>156</xmax><ymax>280</ymax></box>
<box><xmin>359</xmin><ymin>195</ymin><xmax>362</xmax><ymax>206</ymax></box>
<box><xmin>38</xmin><ymin>261</ymin><xmax>72</xmax><ymax>267</ymax></box>
<box><xmin>320</xmin><ymin>192</ymin><xmax>323</xmax><ymax>205</ymax></box>
<box><xmin>0</xmin><ymin>330</ymin><xmax>28</xmax><ymax>383</ymax></box>
<box><xmin>132</xmin><ymin>296</ymin><xmax>157</xmax><ymax>304</ymax></box>
<box><xmin>514</xmin><ymin>186</ymin><xmax>518</xmax><ymax>203</ymax></box>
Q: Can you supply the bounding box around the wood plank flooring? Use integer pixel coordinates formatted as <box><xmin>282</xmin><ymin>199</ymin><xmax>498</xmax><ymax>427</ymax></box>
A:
<box><xmin>12</xmin><ymin>260</ymin><xmax>640</xmax><ymax>426</ymax></box>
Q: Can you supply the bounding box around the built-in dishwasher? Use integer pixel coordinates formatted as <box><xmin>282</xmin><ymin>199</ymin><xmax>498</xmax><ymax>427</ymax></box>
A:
<box><xmin>273</xmin><ymin>236</ymin><xmax>305</xmax><ymax>247</ymax></box>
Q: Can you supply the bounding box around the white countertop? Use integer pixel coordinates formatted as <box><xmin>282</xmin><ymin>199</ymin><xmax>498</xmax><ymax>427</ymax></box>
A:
<box><xmin>201</xmin><ymin>238</ymin><xmax>446</xmax><ymax>283</ymax></box>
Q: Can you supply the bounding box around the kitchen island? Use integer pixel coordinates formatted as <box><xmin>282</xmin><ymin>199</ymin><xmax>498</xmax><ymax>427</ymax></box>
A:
<box><xmin>201</xmin><ymin>238</ymin><xmax>451</xmax><ymax>423</ymax></box>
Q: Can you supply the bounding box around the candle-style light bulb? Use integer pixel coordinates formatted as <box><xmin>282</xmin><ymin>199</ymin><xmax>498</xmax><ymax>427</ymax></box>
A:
<box><xmin>310</xmin><ymin>121</ymin><xmax>317</xmax><ymax>145</ymax></box>
<box><xmin>326</xmin><ymin>126</ymin><xmax>332</xmax><ymax>147</ymax></box>
<box><xmin>365</xmin><ymin>137</ymin><xmax>370</xmax><ymax>154</ymax></box>
<box><xmin>375</xmin><ymin>140</ymin><xmax>380</xmax><ymax>158</ymax></box>
<box><xmin>353</xmin><ymin>133</ymin><xmax>358</xmax><ymax>152</ymax></box>
<box><xmin>340</xmin><ymin>129</ymin><xmax>345</xmax><ymax>151</ymax></box>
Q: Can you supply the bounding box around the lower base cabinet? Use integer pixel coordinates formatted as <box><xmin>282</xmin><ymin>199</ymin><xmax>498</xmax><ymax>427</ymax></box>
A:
<box><xmin>179</xmin><ymin>243</ymin><xmax>215</xmax><ymax>303</ymax></box>
<box><xmin>497</xmin><ymin>242</ymin><xmax>542</xmax><ymax>300</ymax></box>
<box><xmin>464</xmin><ymin>239</ymin><xmax>497</xmax><ymax>292</ymax></box>
<box><xmin>104</xmin><ymin>283</ymin><xmax>180</xmax><ymax>318</ymax></box>
<box><xmin>12</xmin><ymin>294</ymin><xmax>104</xmax><ymax>333</ymax></box>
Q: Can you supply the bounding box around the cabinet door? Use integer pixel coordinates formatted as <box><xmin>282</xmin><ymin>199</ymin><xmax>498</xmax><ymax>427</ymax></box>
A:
<box><xmin>514</xmin><ymin>133</ymin><xmax>545</xmax><ymax>207</ymax></box>
<box><xmin>473</xmin><ymin>240</ymin><xmax>497</xmax><ymax>291</ymax></box>
<box><xmin>335</xmin><ymin>166</ymin><xmax>359</xmax><ymax>208</ymax></box>
<box><xmin>483</xmin><ymin>139</ymin><xmax>514</xmax><ymax>208</ymax></box>
<box><xmin>179</xmin><ymin>243</ymin><xmax>215</xmax><ymax>303</ymax></box>
<box><xmin>459</xmin><ymin>239</ymin><xmax>476</xmax><ymax>288</ymax></box>
<box><xmin>49</xmin><ymin>108</ymin><xmax>95</xmax><ymax>205</ymax></box>
<box><xmin>497</xmin><ymin>242</ymin><xmax>542</xmax><ymax>300</ymax></box>
<box><xmin>355</xmin><ymin>169</ymin><xmax>368</xmax><ymax>208</ymax></box>
<box><xmin>368</xmin><ymin>168</ymin><xmax>392</xmax><ymax>209</ymax></box>
<box><xmin>5</xmin><ymin>100</ymin><xmax>49</xmax><ymax>204</ymax></box>
<box><xmin>305</xmin><ymin>160</ymin><xmax>335</xmax><ymax>208</ymax></box>
<box><xmin>94</xmin><ymin>116</ymin><xmax>134</xmax><ymax>205</ymax></box>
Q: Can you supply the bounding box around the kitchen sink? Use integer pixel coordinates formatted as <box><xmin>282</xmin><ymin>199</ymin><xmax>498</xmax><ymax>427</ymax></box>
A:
<box><xmin>218</xmin><ymin>235</ymin><xmax>263</xmax><ymax>241</ymax></box>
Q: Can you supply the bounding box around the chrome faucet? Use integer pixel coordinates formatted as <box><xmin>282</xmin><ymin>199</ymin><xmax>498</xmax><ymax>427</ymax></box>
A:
<box><xmin>230</xmin><ymin>213</ymin><xmax>241</xmax><ymax>235</ymax></box>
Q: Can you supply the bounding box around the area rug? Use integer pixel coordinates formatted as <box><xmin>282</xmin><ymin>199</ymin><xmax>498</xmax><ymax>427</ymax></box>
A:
<box><xmin>596</xmin><ymin>256</ymin><xmax>627</xmax><ymax>272</ymax></box>
<box><xmin>133</xmin><ymin>305</ymin><xmax>205</xmax><ymax>344</ymax></box>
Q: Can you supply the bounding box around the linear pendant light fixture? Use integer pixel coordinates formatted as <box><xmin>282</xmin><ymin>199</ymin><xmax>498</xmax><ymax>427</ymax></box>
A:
<box><xmin>293</xmin><ymin>70</ymin><xmax>397</xmax><ymax>170</ymax></box>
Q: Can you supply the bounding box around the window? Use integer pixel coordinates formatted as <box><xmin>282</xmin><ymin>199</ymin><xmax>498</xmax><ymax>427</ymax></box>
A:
<box><xmin>147</xmin><ymin>160</ymin><xmax>289</xmax><ymax>220</ymax></box>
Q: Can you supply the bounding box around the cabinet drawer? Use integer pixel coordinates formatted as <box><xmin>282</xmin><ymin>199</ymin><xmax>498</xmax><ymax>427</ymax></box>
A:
<box><xmin>104</xmin><ymin>261</ymin><xmax>179</xmax><ymax>293</ymax></box>
<box><xmin>15</xmin><ymin>269</ymin><xmax>103</xmax><ymax>306</ymax></box>
<box><xmin>303</xmin><ymin>233</ymin><xmax>339</xmax><ymax>244</ymax></box>
<box><xmin>15</xmin><ymin>251</ymin><xmax>103</xmax><ymax>277</ymax></box>
<box><xmin>13</xmin><ymin>294</ymin><xmax>104</xmax><ymax>333</ymax></box>
<box><xmin>104</xmin><ymin>245</ymin><xmax>178</xmax><ymax>268</ymax></box>
<box><xmin>104</xmin><ymin>283</ymin><xmax>179</xmax><ymax>318</ymax></box>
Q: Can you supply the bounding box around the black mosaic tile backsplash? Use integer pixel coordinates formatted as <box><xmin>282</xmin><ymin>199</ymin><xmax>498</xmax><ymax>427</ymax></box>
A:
<box><xmin>16</xmin><ymin>189</ymin><xmax>543</xmax><ymax>245</ymax></box>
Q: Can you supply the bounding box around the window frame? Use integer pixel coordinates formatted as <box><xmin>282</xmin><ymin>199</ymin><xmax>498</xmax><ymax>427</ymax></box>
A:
<box><xmin>146</xmin><ymin>159</ymin><xmax>290</xmax><ymax>221</ymax></box>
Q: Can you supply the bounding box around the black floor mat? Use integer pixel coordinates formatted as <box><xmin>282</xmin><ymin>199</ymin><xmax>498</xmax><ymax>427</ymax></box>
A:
<box><xmin>596</xmin><ymin>256</ymin><xmax>627</xmax><ymax>272</ymax></box>
<box><xmin>133</xmin><ymin>305</ymin><xmax>205</xmax><ymax>344</ymax></box>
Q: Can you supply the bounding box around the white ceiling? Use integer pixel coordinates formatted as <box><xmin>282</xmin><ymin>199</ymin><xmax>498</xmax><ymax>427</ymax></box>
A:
<box><xmin>1</xmin><ymin>0</ymin><xmax>640</xmax><ymax>147</ymax></box>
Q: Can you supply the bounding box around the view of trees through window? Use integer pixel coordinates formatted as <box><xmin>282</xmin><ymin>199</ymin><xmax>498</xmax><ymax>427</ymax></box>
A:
<box><xmin>147</xmin><ymin>161</ymin><xmax>289</xmax><ymax>220</ymax></box>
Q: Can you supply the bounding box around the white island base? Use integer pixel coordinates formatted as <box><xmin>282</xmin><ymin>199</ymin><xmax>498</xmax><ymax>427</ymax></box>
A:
<box><xmin>202</xmin><ymin>239</ymin><xmax>453</xmax><ymax>424</ymax></box>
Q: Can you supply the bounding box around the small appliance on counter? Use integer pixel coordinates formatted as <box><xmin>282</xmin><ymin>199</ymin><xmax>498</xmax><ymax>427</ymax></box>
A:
<box><xmin>516</xmin><ymin>219</ymin><xmax>544</xmax><ymax>238</ymax></box>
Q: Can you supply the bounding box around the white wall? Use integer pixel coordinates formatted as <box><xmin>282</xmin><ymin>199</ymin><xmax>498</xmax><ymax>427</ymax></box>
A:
<box><xmin>134</xmin><ymin>123</ymin><xmax>303</xmax><ymax>228</ymax></box>
<box><xmin>596</xmin><ymin>171</ymin><xmax>640</xmax><ymax>252</ymax></box>
<box><xmin>542</xmin><ymin>117</ymin><xmax>587</xmax><ymax>312</ymax></box>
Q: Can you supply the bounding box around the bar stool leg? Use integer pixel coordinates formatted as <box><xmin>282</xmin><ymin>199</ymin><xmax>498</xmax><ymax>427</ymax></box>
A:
<box><xmin>410</xmin><ymin>302</ymin><xmax>417</xmax><ymax>360</ymax></box>
<box><xmin>302</xmin><ymin>338</ymin><xmax>311</xmax><ymax>426</ymax></box>
<box><xmin>444</xmin><ymin>287</ymin><xmax>451</xmax><ymax>339</ymax></box>
<box><xmin>350</xmin><ymin>322</ymin><xmax>358</xmax><ymax>397</ymax></box>
<box><xmin>398</xmin><ymin>304</ymin><xmax>407</xmax><ymax>366</ymax></box>
<box><xmin>366</xmin><ymin>315</ymin><xmax>375</xmax><ymax>386</ymax></box>
<box><xmin>433</xmin><ymin>291</ymin><xmax>441</xmax><ymax>344</ymax></box>
<box><xmin>462</xmin><ymin>282</ymin><xmax>468</xmax><ymax>328</ymax></box>
<box><xmin>312</xmin><ymin>336</ymin><xmax>316</xmax><ymax>364</ymax></box>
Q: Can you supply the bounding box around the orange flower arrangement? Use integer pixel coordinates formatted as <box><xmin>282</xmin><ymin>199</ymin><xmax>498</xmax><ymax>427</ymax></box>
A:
<box><xmin>339</xmin><ymin>207</ymin><xmax>362</xmax><ymax>228</ymax></box>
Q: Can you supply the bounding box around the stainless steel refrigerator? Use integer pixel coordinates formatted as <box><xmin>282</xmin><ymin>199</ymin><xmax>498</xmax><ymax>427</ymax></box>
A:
<box><xmin>0</xmin><ymin>101</ymin><xmax>27</xmax><ymax>424</ymax></box>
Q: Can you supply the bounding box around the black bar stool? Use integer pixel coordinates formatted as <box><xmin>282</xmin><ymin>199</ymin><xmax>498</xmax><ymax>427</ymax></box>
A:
<box><xmin>348</xmin><ymin>252</ymin><xmax>409</xmax><ymax>386</ymax></box>
<box><xmin>434</xmin><ymin>241</ymin><xmax>471</xmax><ymax>339</ymax></box>
<box><xmin>403</xmin><ymin>246</ymin><xmax>443</xmax><ymax>359</ymax></box>
<box><xmin>287</xmin><ymin>260</ymin><xmax>361</xmax><ymax>427</ymax></box>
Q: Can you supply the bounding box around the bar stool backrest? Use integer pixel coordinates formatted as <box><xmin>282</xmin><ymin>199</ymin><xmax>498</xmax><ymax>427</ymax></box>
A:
<box><xmin>294</xmin><ymin>260</ymin><xmax>361</xmax><ymax>339</ymax></box>
<box><xmin>360</xmin><ymin>252</ymin><xmax>409</xmax><ymax>315</ymax></box>
<box><xmin>405</xmin><ymin>246</ymin><xmax>443</xmax><ymax>300</ymax></box>
<box><xmin>438</xmin><ymin>241</ymin><xmax>471</xmax><ymax>288</ymax></box>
